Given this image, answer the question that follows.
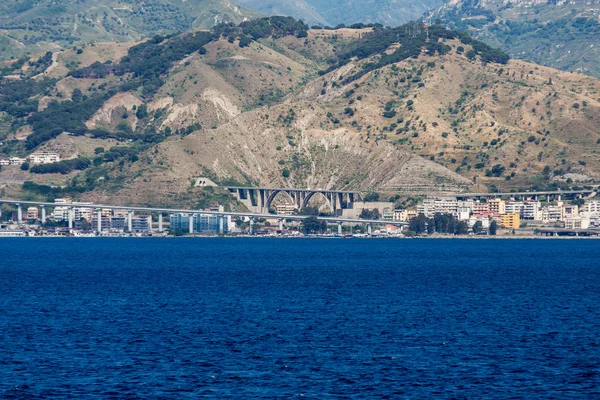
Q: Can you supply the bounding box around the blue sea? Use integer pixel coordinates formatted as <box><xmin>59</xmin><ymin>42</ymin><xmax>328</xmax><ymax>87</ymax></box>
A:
<box><xmin>0</xmin><ymin>238</ymin><xmax>599</xmax><ymax>398</ymax></box>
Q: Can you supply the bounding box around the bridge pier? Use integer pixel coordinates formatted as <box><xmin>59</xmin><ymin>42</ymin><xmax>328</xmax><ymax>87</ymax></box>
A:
<box><xmin>189</xmin><ymin>214</ymin><xmax>194</xmax><ymax>234</ymax></box>
<box><xmin>219</xmin><ymin>216</ymin><xmax>224</xmax><ymax>234</ymax></box>
<box><xmin>127</xmin><ymin>210</ymin><xmax>133</xmax><ymax>232</ymax></box>
<box><xmin>278</xmin><ymin>218</ymin><xmax>283</xmax><ymax>231</ymax></box>
<box><xmin>41</xmin><ymin>205</ymin><xmax>46</xmax><ymax>225</ymax></box>
<box><xmin>338</xmin><ymin>222</ymin><xmax>342</xmax><ymax>235</ymax></box>
<box><xmin>68</xmin><ymin>207</ymin><xmax>73</xmax><ymax>229</ymax></box>
<box><xmin>147</xmin><ymin>215</ymin><xmax>152</xmax><ymax>233</ymax></box>
<box><xmin>367</xmin><ymin>224</ymin><xmax>372</xmax><ymax>236</ymax></box>
<box><xmin>97</xmin><ymin>209</ymin><xmax>102</xmax><ymax>233</ymax></box>
<box><xmin>158</xmin><ymin>213</ymin><xmax>163</xmax><ymax>232</ymax></box>
<box><xmin>17</xmin><ymin>203</ymin><xmax>22</xmax><ymax>224</ymax></box>
<box><xmin>249</xmin><ymin>218</ymin><xmax>254</xmax><ymax>235</ymax></box>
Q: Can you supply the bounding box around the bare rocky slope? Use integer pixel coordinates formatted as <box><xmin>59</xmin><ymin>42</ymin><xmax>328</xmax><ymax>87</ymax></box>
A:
<box><xmin>1</xmin><ymin>20</ymin><xmax>599</xmax><ymax>209</ymax></box>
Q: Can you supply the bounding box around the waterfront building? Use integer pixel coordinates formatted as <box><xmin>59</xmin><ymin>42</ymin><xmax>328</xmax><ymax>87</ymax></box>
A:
<box><xmin>26</xmin><ymin>207</ymin><xmax>39</xmax><ymax>221</ymax></box>
<box><xmin>563</xmin><ymin>204</ymin><xmax>579</xmax><ymax>219</ymax></box>
<box><xmin>170</xmin><ymin>212</ymin><xmax>231</xmax><ymax>233</ymax></box>
<box><xmin>52</xmin><ymin>198</ymin><xmax>73</xmax><ymax>221</ymax></box>
<box><xmin>505</xmin><ymin>200</ymin><xmax>524</xmax><ymax>215</ymax></box>
<box><xmin>522</xmin><ymin>201</ymin><xmax>542</xmax><ymax>220</ymax></box>
<box><xmin>564</xmin><ymin>216</ymin><xmax>590</xmax><ymax>230</ymax></box>
<box><xmin>417</xmin><ymin>197</ymin><xmax>459</xmax><ymax>218</ymax></box>
<box><xmin>541</xmin><ymin>205</ymin><xmax>563</xmax><ymax>222</ymax></box>
<box><xmin>488</xmin><ymin>199</ymin><xmax>506</xmax><ymax>215</ymax></box>
<box><xmin>500</xmin><ymin>213</ymin><xmax>520</xmax><ymax>229</ymax></box>
<box><xmin>382</xmin><ymin>207</ymin><xmax>394</xmax><ymax>220</ymax></box>
<box><xmin>581</xmin><ymin>201</ymin><xmax>600</xmax><ymax>214</ymax></box>
<box><xmin>393</xmin><ymin>209</ymin><xmax>408</xmax><ymax>221</ymax></box>
<box><xmin>110</xmin><ymin>217</ymin><xmax>126</xmax><ymax>231</ymax></box>
<box><xmin>471</xmin><ymin>201</ymin><xmax>489</xmax><ymax>216</ymax></box>
<box><xmin>132</xmin><ymin>216</ymin><xmax>150</xmax><ymax>233</ymax></box>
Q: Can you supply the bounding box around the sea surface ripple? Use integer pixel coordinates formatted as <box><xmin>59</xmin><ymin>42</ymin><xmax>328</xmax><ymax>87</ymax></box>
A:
<box><xmin>0</xmin><ymin>238</ymin><xmax>599</xmax><ymax>398</ymax></box>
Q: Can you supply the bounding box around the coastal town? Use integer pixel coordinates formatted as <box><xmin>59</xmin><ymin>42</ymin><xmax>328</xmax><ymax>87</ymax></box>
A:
<box><xmin>0</xmin><ymin>191</ymin><xmax>598</xmax><ymax>237</ymax></box>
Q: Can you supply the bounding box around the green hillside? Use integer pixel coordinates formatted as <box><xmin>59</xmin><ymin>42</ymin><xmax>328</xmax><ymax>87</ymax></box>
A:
<box><xmin>430</xmin><ymin>0</ymin><xmax>600</xmax><ymax>78</ymax></box>
<box><xmin>0</xmin><ymin>0</ymin><xmax>261</xmax><ymax>60</ymax></box>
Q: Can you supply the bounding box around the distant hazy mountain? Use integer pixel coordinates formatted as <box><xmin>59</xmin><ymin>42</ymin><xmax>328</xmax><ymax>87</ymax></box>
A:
<box><xmin>429</xmin><ymin>0</ymin><xmax>600</xmax><ymax>78</ymax></box>
<box><xmin>0</xmin><ymin>0</ymin><xmax>261</xmax><ymax>59</ymax></box>
<box><xmin>235</xmin><ymin>0</ymin><xmax>329</xmax><ymax>25</ymax></box>
<box><xmin>236</xmin><ymin>0</ymin><xmax>443</xmax><ymax>26</ymax></box>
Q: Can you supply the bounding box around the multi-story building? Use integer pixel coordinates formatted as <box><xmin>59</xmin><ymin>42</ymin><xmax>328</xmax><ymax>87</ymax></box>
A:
<box><xmin>132</xmin><ymin>216</ymin><xmax>151</xmax><ymax>233</ymax></box>
<box><xmin>26</xmin><ymin>207</ymin><xmax>39</xmax><ymax>221</ymax></box>
<box><xmin>581</xmin><ymin>201</ymin><xmax>600</xmax><ymax>215</ymax></box>
<box><xmin>72</xmin><ymin>203</ymin><xmax>93</xmax><ymax>221</ymax></box>
<box><xmin>487</xmin><ymin>199</ymin><xmax>506</xmax><ymax>215</ymax></box>
<box><xmin>52</xmin><ymin>198</ymin><xmax>73</xmax><ymax>221</ymax></box>
<box><xmin>393</xmin><ymin>209</ymin><xmax>408</xmax><ymax>221</ymax></box>
<box><xmin>471</xmin><ymin>201</ymin><xmax>490</xmax><ymax>216</ymax></box>
<box><xmin>500</xmin><ymin>213</ymin><xmax>520</xmax><ymax>229</ymax></box>
<box><xmin>505</xmin><ymin>200</ymin><xmax>524</xmax><ymax>215</ymax></box>
<box><xmin>275</xmin><ymin>203</ymin><xmax>297</xmax><ymax>216</ymax></box>
<box><xmin>522</xmin><ymin>201</ymin><xmax>542</xmax><ymax>220</ymax></box>
<box><xmin>563</xmin><ymin>204</ymin><xmax>579</xmax><ymax>219</ymax></box>
<box><xmin>457</xmin><ymin>207</ymin><xmax>471</xmax><ymax>221</ymax></box>
<box><xmin>110</xmin><ymin>217</ymin><xmax>126</xmax><ymax>231</ymax></box>
<box><xmin>29</xmin><ymin>152</ymin><xmax>60</xmax><ymax>165</ymax></box>
<box><xmin>564</xmin><ymin>216</ymin><xmax>590</xmax><ymax>230</ymax></box>
<box><xmin>541</xmin><ymin>205</ymin><xmax>563</xmax><ymax>222</ymax></box>
<box><xmin>382</xmin><ymin>207</ymin><xmax>394</xmax><ymax>220</ymax></box>
<box><xmin>170</xmin><ymin>212</ymin><xmax>231</xmax><ymax>233</ymax></box>
<box><xmin>0</xmin><ymin>159</ymin><xmax>9</xmax><ymax>166</ymax></box>
<box><xmin>417</xmin><ymin>197</ymin><xmax>459</xmax><ymax>218</ymax></box>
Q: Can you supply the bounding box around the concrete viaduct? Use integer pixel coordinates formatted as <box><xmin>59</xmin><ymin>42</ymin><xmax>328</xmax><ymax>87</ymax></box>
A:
<box><xmin>225</xmin><ymin>186</ymin><xmax>362</xmax><ymax>214</ymax></box>
<box><xmin>453</xmin><ymin>189</ymin><xmax>596</xmax><ymax>201</ymax></box>
<box><xmin>0</xmin><ymin>199</ymin><xmax>406</xmax><ymax>235</ymax></box>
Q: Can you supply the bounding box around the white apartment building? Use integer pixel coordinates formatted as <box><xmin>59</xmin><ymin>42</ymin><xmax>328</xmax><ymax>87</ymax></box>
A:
<box><xmin>276</xmin><ymin>203</ymin><xmax>297</xmax><ymax>216</ymax></box>
<box><xmin>505</xmin><ymin>201</ymin><xmax>524</xmax><ymax>215</ymax></box>
<box><xmin>522</xmin><ymin>201</ymin><xmax>542</xmax><ymax>220</ymax></box>
<box><xmin>417</xmin><ymin>197</ymin><xmax>459</xmax><ymax>217</ymax></box>
<box><xmin>564</xmin><ymin>216</ymin><xmax>590</xmax><ymax>230</ymax></box>
<box><xmin>0</xmin><ymin>159</ymin><xmax>9</xmax><ymax>166</ymax></box>
<box><xmin>581</xmin><ymin>201</ymin><xmax>600</xmax><ymax>215</ymax></box>
<box><xmin>52</xmin><ymin>198</ymin><xmax>73</xmax><ymax>221</ymax></box>
<box><xmin>541</xmin><ymin>205</ymin><xmax>563</xmax><ymax>222</ymax></box>
<box><xmin>29</xmin><ymin>152</ymin><xmax>60</xmax><ymax>165</ymax></box>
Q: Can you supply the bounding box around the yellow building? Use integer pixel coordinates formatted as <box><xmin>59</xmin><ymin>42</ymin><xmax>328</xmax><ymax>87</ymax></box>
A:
<box><xmin>488</xmin><ymin>199</ymin><xmax>506</xmax><ymax>215</ymax></box>
<box><xmin>500</xmin><ymin>213</ymin><xmax>520</xmax><ymax>229</ymax></box>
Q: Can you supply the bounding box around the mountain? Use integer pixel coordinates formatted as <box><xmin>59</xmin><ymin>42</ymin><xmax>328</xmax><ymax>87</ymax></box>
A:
<box><xmin>235</xmin><ymin>0</ymin><xmax>329</xmax><ymax>26</ymax></box>
<box><xmin>429</xmin><ymin>0</ymin><xmax>600</xmax><ymax>78</ymax></box>
<box><xmin>1</xmin><ymin>18</ymin><xmax>599</xmax><ymax>209</ymax></box>
<box><xmin>0</xmin><ymin>0</ymin><xmax>261</xmax><ymax>60</ymax></box>
<box><xmin>236</xmin><ymin>0</ymin><xmax>443</xmax><ymax>27</ymax></box>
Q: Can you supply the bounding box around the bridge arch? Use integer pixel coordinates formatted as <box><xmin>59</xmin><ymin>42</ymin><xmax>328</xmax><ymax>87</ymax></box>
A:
<box><xmin>301</xmin><ymin>191</ymin><xmax>334</xmax><ymax>212</ymax></box>
<box><xmin>265</xmin><ymin>190</ymin><xmax>296</xmax><ymax>211</ymax></box>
